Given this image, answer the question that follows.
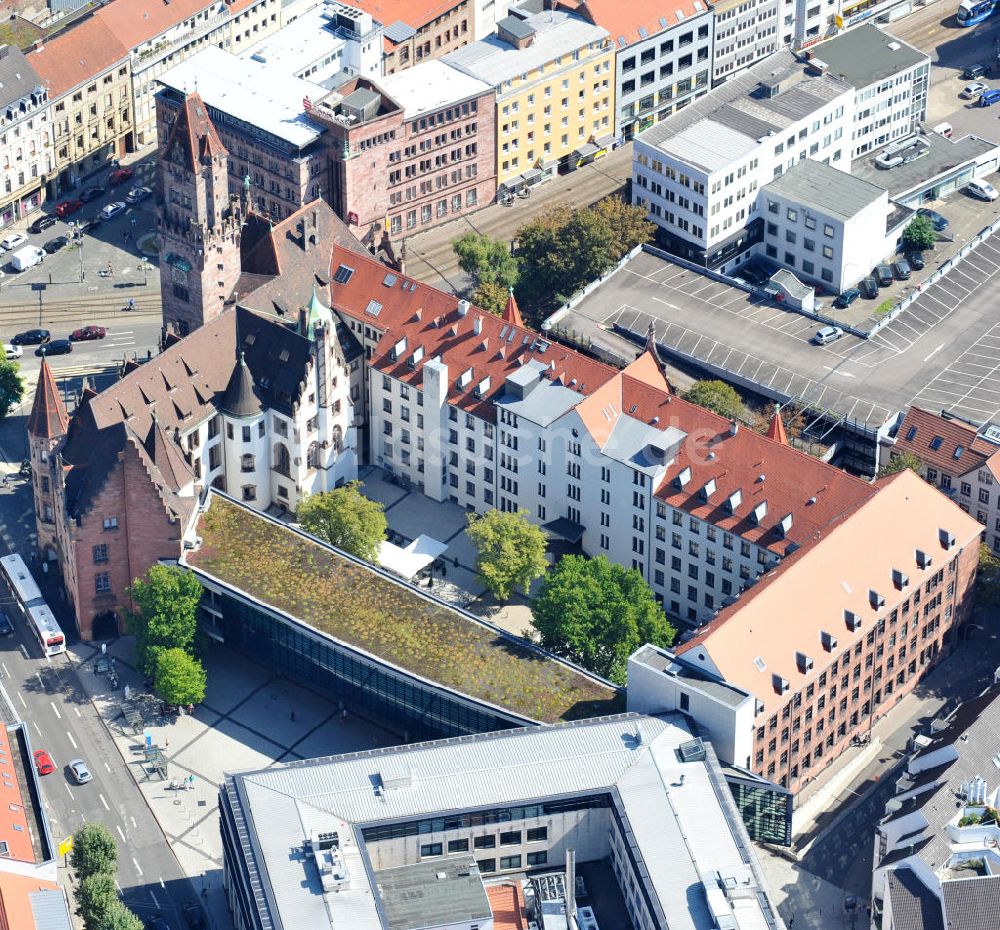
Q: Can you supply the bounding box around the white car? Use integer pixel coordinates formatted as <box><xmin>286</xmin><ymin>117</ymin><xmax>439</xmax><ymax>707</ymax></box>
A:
<box><xmin>100</xmin><ymin>201</ymin><xmax>126</xmax><ymax>220</ymax></box>
<box><xmin>68</xmin><ymin>758</ymin><xmax>92</xmax><ymax>784</ymax></box>
<box><xmin>3</xmin><ymin>344</ymin><xmax>21</xmax><ymax>360</ymax></box>
<box><xmin>0</xmin><ymin>232</ymin><xmax>26</xmax><ymax>251</ymax></box>
<box><xmin>968</xmin><ymin>179</ymin><xmax>1000</xmax><ymax>201</ymax></box>
<box><xmin>125</xmin><ymin>185</ymin><xmax>152</xmax><ymax>205</ymax></box>
<box><xmin>961</xmin><ymin>81</ymin><xmax>990</xmax><ymax>99</ymax></box>
<box><xmin>813</xmin><ymin>325</ymin><xmax>844</xmax><ymax>346</ymax></box>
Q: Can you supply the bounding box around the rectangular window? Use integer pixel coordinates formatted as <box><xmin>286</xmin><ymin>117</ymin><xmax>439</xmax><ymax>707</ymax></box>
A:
<box><xmin>477</xmin><ymin>858</ymin><xmax>496</xmax><ymax>873</ymax></box>
<box><xmin>527</xmin><ymin>851</ymin><xmax>548</xmax><ymax>866</ymax></box>
<box><xmin>499</xmin><ymin>830</ymin><xmax>521</xmax><ymax>845</ymax></box>
<box><xmin>94</xmin><ymin>572</ymin><xmax>111</xmax><ymax>594</ymax></box>
<box><xmin>92</xmin><ymin>544</ymin><xmax>108</xmax><ymax>564</ymax></box>
<box><xmin>474</xmin><ymin>835</ymin><xmax>496</xmax><ymax>849</ymax></box>
<box><xmin>103</xmin><ymin>517</ymin><xmax>118</xmax><ymax>530</ymax></box>
<box><xmin>448</xmin><ymin>839</ymin><xmax>469</xmax><ymax>852</ymax></box>
<box><xmin>526</xmin><ymin>827</ymin><xmax>547</xmax><ymax>842</ymax></box>
<box><xmin>420</xmin><ymin>843</ymin><xmax>442</xmax><ymax>857</ymax></box>
<box><xmin>500</xmin><ymin>855</ymin><xmax>522</xmax><ymax>870</ymax></box>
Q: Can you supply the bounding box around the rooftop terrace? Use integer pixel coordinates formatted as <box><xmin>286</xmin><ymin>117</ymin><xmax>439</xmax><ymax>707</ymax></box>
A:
<box><xmin>186</xmin><ymin>494</ymin><xmax>622</xmax><ymax>724</ymax></box>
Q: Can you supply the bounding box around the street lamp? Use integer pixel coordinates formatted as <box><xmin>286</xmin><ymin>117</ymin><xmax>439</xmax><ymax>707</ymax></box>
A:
<box><xmin>72</xmin><ymin>223</ymin><xmax>84</xmax><ymax>282</ymax></box>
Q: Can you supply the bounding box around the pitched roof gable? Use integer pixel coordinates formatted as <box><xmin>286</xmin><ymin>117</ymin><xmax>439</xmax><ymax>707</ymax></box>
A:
<box><xmin>162</xmin><ymin>92</ymin><xmax>227</xmax><ymax>173</ymax></box>
<box><xmin>27</xmin><ymin>358</ymin><xmax>69</xmax><ymax>439</ymax></box>
<box><xmin>28</xmin><ymin>17</ymin><xmax>127</xmax><ymax>97</ymax></box>
<box><xmin>893</xmin><ymin>407</ymin><xmax>994</xmax><ymax>477</ymax></box>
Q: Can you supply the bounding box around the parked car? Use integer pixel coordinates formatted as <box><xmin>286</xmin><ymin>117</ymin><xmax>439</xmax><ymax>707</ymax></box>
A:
<box><xmin>917</xmin><ymin>207</ymin><xmax>950</xmax><ymax>231</ymax></box>
<box><xmin>967</xmin><ymin>178</ymin><xmax>1000</xmax><ymax>201</ymax></box>
<box><xmin>892</xmin><ymin>260</ymin><xmax>912</xmax><ymax>280</ymax></box>
<box><xmin>11</xmin><ymin>328</ymin><xmax>49</xmax><ymax>345</ymax></box>
<box><xmin>126</xmin><ymin>185</ymin><xmax>152</xmax><ymax>205</ymax></box>
<box><xmin>68</xmin><ymin>759</ymin><xmax>92</xmax><ymax>784</ymax></box>
<box><xmin>182</xmin><ymin>901</ymin><xmax>207</xmax><ymax>930</ymax></box>
<box><xmin>860</xmin><ymin>276</ymin><xmax>879</xmax><ymax>299</ymax></box>
<box><xmin>834</xmin><ymin>288</ymin><xmax>861</xmax><ymax>308</ymax></box>
<box><xmin>0</xmin><ymin>612</ymin><xmax>12</xmax><ymax>636</ymax></box>
<box><xmin>906</xmin><ymin>251</ymin><xmax>925</xmax><ymax>270</ymax></box>
<box><xmin>35</xmin><ymin>339</ymin><xmax>72</xmax><ymax>357</ymax></box>
<box><xmin>981</xmin><ymin>89</ymin><xmax>1000</xmax><ymax>107</ymax></box>
<box><xmin>100</xmin><ymin>201</ymin><xmax>126</xmax><ymax>220</ymax></box>
<box><xmin>813</xmin><ymin>325</ymin><xmax>844</xmax><ymax>345</ymax></box>
<box><xmin>961</xmin><ymin>81</ymin><xmax>990</xmax><ymax>99</ymax></box>
<box><xmin>3</xmin><ymin>344</ymin><xmax>22</xmax><ymax>359</ymax></box>
<box><xmin>70</xmin><ymin>325</ymin><xmax>107</xmax><ymax>341</ymax></box>
<box><xmin>55</xmin><ymin>198</ymin><xmax>83</xmax><ymax>218</ymax></box>
<box><xmin>109</xmin><ymin>166</ymin><xmax>133</xmax><ymax>186</ymax></box>
<box><xmin>27</xmin><ymin>215</ymin><xmax>56</xmax><ymax>234</ymax></box>
<box><xmin>79</xmin><ymin>185</ymin><xmax>104</xmax><ymax>202</ymax></box>
<box><xmin>963</xmin><ymin>63</ymin><xmax>989</xmax><ymax>80</ymax></box>
<box><xmin>9</xmin><ymin>245</ymin><xmax>45</xmax><ymax>272</ymax></box>
<box><xmin>43</xmin><ymin>236</ymin><xmax>68</xmax><ymax>254</ymax></box>
<box><xmin>0</xmin><ymin>232</ymin><xmax>26</xmax><ymax>251</ymax></box>
<box><xmin>738</xmin><ymin>262</ymin><xmax>771</xmax><ymax>286</ymax></box>
<box><xmin>875</xmin><ymin>264</ymin><xmax>894</xmax><ymax>287</ymax></box>
<box><xmin>33</xmin><ymin>750</ymin><xmax>54</xmax><ymax>776</ymax></box>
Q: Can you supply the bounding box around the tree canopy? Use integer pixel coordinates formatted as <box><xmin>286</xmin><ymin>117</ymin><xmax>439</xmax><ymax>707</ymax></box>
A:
<box><xmin>453</xmin><ymin>232</ymin><xmax>520</xmax><ymax>291</ymax></box>
<box><xmin>682</xmin><ymin>380</ymin><xmax>744</xmax><ymax>421</ymax></box>
<box><xmin>95</xmin><ymin>900</ymin><xmax>144</xmax><ymax>930</ymax></box>
<box><xmin>978</xmin><ymin>544</ymin><xmax>1000</xmax><ymax>607</ymax></box>
<box><xmin>71</xmin><ymin>823</ymin><xmax>118</xmax><ymax>880</ymax></box>
<box><xmin>128</xmin><ymin>564</ymin><xmax>203</xmax><ymax>676</ymax></box>
<box><xmin>154</xmin><ymin>647</ymin><xmax>207</xmax><ymax>706</ymax></box>
<box><xmin>0</xmin><ymin>359</ymin><xmax>23</xmax><ymax>420</ymax></box>
<box><xmin>297</xmin><ymin>481</ymin><xmax>387</xmax><ymax>562</ymax></box>
<box><xmin>532</xmin><ymin>555</ymin><xmax>675</xmax><ymax>685</ymax></box>
<box><xmin>877</xmin><ymin>450</ymin><xmax>923</xmax><ymax>478</ymax></box>
<box><xmin>466</xmin><ymin>509</ymin><xmax>548</xmax><ymax>600</ymax></box>
<box><xmin>77</xmin><ymin>872</ymin><xmax>118</xmax><ymax>929</ymax></box>
<box><xmin>902</xmin><ymin>215</ymin><xmax>937</xmax><ymax>251</ymax></box>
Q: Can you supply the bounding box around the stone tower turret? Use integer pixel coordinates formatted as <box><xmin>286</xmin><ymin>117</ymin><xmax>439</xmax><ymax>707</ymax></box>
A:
<box><xmin>156</xmin><ymin>92</ymin><xmax>242</xmax><ymax>339</ymax></box>
<box><xmin>26</xmin><ymin>358</ymin><xmax>69</xmax><ymax>559</ymax></box>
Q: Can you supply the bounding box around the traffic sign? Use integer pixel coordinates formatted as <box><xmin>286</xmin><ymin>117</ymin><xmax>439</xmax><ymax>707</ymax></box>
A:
<box><xmin>58</xmin><ymin>835</ymin><xmax>73</xmax><ymax>857</ymax></box>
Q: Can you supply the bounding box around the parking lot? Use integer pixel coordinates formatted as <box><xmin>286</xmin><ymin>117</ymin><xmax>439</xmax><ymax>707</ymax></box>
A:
<box><xmin>561</xmin><ymin>245</ymin><xmax>1000</xmax><ymax>429</ymax></box>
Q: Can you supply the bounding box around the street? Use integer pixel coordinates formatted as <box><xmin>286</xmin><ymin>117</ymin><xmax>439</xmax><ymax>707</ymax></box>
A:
<box><xmin>401</xmin><ymin>144</ymin><xmax>634</xmax><ymax>294</ymax></box>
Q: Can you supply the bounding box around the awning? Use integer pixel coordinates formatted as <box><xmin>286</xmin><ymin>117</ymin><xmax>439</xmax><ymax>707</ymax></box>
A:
<box><xmin>542</xmin><ymin>517</ymin><xmax>585</xmax><ymax>544</ymax></box>
<box><xmin>594</xmin><ymin>134</ymin><xmax>616</xmax><ymax>149</ymax></box>
<box><xmin>539</xmin><ymin>158</ymin><xmax>560</xmax><ymax>171</ymax></box>
<box><xmin>378</xmin><ymin>534</ymin><xmax>448</xmax><ymax>580</ymax></box>
<box><xmin>521</xmin><ymin>167</ymin><xmax>542</xmax><ymax>183</ymax></box>
<box><xmin>574</xmin><ymin>143</ymin><xmax>599</xmax><ymax>159</ymax></box>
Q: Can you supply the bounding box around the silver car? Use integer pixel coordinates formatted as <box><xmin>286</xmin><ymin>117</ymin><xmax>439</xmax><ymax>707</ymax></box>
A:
<box><xmin>68</xmin><ymin>758</ymin><xmax>92</xmax><ymax>784</ymax></box>
<box><xmin>813</xmin><ymin>325</ymin><xmax>844</xmax><ymax>346</ymax></box>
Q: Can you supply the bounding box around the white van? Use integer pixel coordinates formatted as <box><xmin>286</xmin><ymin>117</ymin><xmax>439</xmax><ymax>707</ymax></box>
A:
<box><xmin>10</xmin><ymin>245</ymin><xmax>44</xmax><ymax>271</ymax></box>
<box><xmin>968</xmin><ymin>178</ymin><xmax>1000</xmax><ymax>201</ymax></box>
<box><xmin>932</xmin><ymin>122</ymin><xmax>953</xmax><ymax>138</ymax></box>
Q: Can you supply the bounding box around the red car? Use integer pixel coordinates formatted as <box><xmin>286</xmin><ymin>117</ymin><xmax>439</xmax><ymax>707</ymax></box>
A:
<box><xmin>69</xmin><ymin>326</ymin><xmax>107</xmax><ymax>342</ymax></box>
<box><xmin>109</xmin><ymin>167</ymin><xmax>133</xmax><ymax>186</ymax></box>
<box><xmin>55</xmin><ymin>199</ymin><xmax>83</xmax><ymax>218</ymax></box>
<box><xmin>33</xmin><ymin>750</ymin><xmax>54</xmax><ymax>776</ymax></box>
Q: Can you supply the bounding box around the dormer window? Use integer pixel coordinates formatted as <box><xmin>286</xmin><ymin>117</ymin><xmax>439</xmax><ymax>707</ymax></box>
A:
<box><xmin>391</xmin><ymin>337</ymin><xmax>406</xmax><ymax>360</ymax></box>
<box><xmin>892</xmin><ymin>568</ymin><xmax>909</xmax><ymax>590</ymax></box>
<box><xmin>844</xmin><ymin>610</ymin><xmax>862</xmax><ymax>632</ymax></box>
<box><xmin>795</xmin><ymin>651</ymin><xmax>814</xmax><ymax>673</ymax></box>
<box><xmin>750</xmin><ymin>500</ymin><xmax>768</xmax><ymax>526</ymax></box>
<box><xmin>869</xmin><ymin>589</ymin><xmax>885</xmax><ymax>610</ymax></box>
<box><xmin>916</xmin><ymin>549</ymin><xmax>932</xmax><ymax>569</ymax></box>
<box><xmin>726</xmin><ymin>489</ymin><xmax>742</xmax><ymax>513</ymax></box>
<box><xmin>675</xmin><ymin>466</ymin><xmax>692</xmax><ymax>489</ymax></box>
<box><xmin>772</xmin><ymin>673</ymin><xmax>789</xmax><ymax>695</ymax></box>
<box><xmin>777</xmin><ymin>513</ymin><xmax>793</xmax><ymax>537</ymax></box>
<box><xmin>700</xmin><ymin>478</ymin><xmax>716</xmax><ymax>501</ymax></box>
<box><xmin>820</xmin><ymin>629</ymin><xmax>837</xmax><ymax>651</ymax></box>
<box><xmin>939</xmin><ymin>528</ymin><xmax>955</xmax><ymax>550</ymax></box>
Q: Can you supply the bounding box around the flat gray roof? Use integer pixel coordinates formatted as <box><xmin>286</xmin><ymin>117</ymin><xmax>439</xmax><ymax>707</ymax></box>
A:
<box><xmin>853</xmin><ymin>131</ymin><xmax>999</xmax><ymax>200</ymax></box>
<box><xmin>763</xmin><ymin>159</ymin><xmax>886</xmax><ymax>222</ymax></box>
<box><xmin>376</xmin><ymin>857</ymin><xmax>490</xmax><ymax>930</ymax></box>
<box><xmin>808</xmin><ymin>24</ymin><xmax>928</xmax><ymax>90</ymax></box>
<box><xmin>636</xmin><ymin>49</ymin><xmax>853</xmax><ymax>171</ymax></box>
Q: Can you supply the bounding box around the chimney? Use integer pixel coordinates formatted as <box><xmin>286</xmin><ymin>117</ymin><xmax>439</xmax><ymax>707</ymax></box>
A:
<box><xmin>473</xmin><ymin>316</ymin><xmax>482</xmax><ymax>336</ymax></box>
<box><xmin>729</xmin><ymin>420</ymin><xmax>739</xmax><ymax>436</ymax></box>
<box><xmin>565</xmin><ymin>849</ymin><xmax>576</xmax><ymax>922</ymax></box>
<box><xmin>312</xmin><ymin>209</ymin><xmax>319</xmax><ymax>229</ymax></box>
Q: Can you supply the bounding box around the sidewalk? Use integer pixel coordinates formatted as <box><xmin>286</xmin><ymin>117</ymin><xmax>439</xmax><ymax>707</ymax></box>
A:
<box><xmin>71</xmin><ymin>636</ymin><xmax>399</xmax><ymax>930</ymax></box>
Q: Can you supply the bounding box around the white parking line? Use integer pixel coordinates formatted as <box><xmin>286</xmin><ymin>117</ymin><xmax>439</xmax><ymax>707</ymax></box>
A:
<box><xmin>16</xmin><ymin>692</ymin><xmax>25</xmax><ymax>708</ymax></box>
<box><xmin>116</xmin><ymin>824</ymin><xmax>126</xmax><ymax>841</ymax></box>
<box><xmin>104</xmin><ymin>761</ymin><xmax>111</xmax><ymax>772</ymax></box>
<box><xmin>65</xmin><ymin>784</ymin><xmax>74</xmax><ymax>800</ymax></box>
<box><xmin>1</xmin><ymin>662</ymin><xmax>8</xmax><ymax>678</ymax></box>
<box><xmin>150</xmin><ymin>889</ymin><xmax>159</xmax><ymax>908</ymax></box>
<box><xmin>49</xmin><ymin>701</ymin><xmax>61</xmax><ymax>720</ymax></box>
<box><xmin>99</xmin><ymin>793</ymin><xmax>110</xmax><ymax>811</ymax></box>
<box><xmin>32</xmin><ymin>721</ymin><xmax>40</xmax><ymax>736</ymax></box>
<box><xmin>74</xmin><ymin>707</ymin><xmax>81</xmax><ymax>718</ymax></box>
<box><xmin>66</xmin><ymin>731</ymin><xmax>77</xmax><ymax>749</ymax></box>
<box><xmin>132</xmin><ymin>856</ymin><xmax>144</xmax><ymax>877</ymax></box>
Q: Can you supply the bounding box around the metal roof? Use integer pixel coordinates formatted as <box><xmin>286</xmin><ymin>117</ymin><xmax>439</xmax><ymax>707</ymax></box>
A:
<box><xmin>228</xmin><ymin>713</ymin><xmax>782</xmax><ymax>930</ymax></box>
<box><xmin>809</xmin><ymin>23</ymin><xmax>928</xmax><ymax>90</ymax></box>
<box><xmin>377</xmin><ymin>857</ymin><xmax>491</xmax><ymax>930</ymax></box>
<box><xmin>762</xmin><ymin>158</ymin><xmax>886</xmax><ymax>223</ymax></box>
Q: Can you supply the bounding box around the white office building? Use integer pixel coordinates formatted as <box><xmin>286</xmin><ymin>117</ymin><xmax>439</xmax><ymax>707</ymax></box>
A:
<box><xmin>220</xmin><ymin>711</ymin><xmax>786</xmax><ymax>930</ymax></box>
<box><xmin>712</xmin><ymin>0</ymin><xmax>781</xmax><ymax>84</ymax></box>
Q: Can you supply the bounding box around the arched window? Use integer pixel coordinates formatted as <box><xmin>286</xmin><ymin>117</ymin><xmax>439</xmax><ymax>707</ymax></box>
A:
<box><xmin>273</xmin><ymin>442</ymin><xmax>290</xmax><ymax>477</ymax></box>
<box><xmin>306</xmin><ymin>442</ymin><xmax>320</xmax><ymax>470</ymax></box>
<box><xmin>332</xmin><ymin>425</ymin><xmax>343</xmax><ymax>453</ymax></box>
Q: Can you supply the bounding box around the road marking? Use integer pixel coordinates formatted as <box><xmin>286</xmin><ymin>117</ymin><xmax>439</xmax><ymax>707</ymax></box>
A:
<box><xmin>115</xmin><ymin>880</ymin><xmax>122</xmax><ymax>894</ymax></box>
<box><xmin>66</xmin><ymin>731</ymin><xmax>77</xmax><ymax>749</ymax></box>
<box><xmin>36</xmin><ymin>672</ymin><xmax>44</xmax><ymax>690</ymax></box>
<box><xmin>16</xmin><ymin>692</ymin><xmax>25</xmax><ymax>708</ymax></box>
<box><xmin>49</xmin><ymin>700</ymin><xmax>61</xmax><ymax>720</ymax></box>
<box><xmin>158</xmin><ymin>877</ymin><xmax>165</xmax><ymax>890</ymax></box>
<box><xmin>924</xmin><ymin>342</ymin><xmax>946</xmax><ymax>363</ymax></box>
<box><xmin>19</xmin><ymin>645</ymin><xmax>28</xmax><ymax>660</ymax></box>
<box><xmin>150</xmin><ymin>889</ymin><xmax>159</xmax><ymax>908</ymax></box>
<box><xmin>31</xmin><ymin>721</ymin><xmax>40</xmax><ymax>736</ymax></box>
<box><xmin>823</xmin><ymin>366</ymin><xmax>854</xmax><ymax>377</ymax></box>
<box><xmin>116</xmin><ymin>824</ymin><xmax>126</xmax><ymax>841</ymax></box>
<box><xmin>104</xmin><ymin>761</ymin><xmax>111</xmax><ymax>773</ymax></box>
<box><xmin>99</xmin><ymin>793</ymin><xmax>110</xmax><ymax>811</ymax></box>
<box><xmin>132</xmin><ymin>856</ymin><xmax>144</xmax><ymax>877</ymax></box>
<box><xmin>74</xmin><ymin>707</ymin><xmax>81</xmax><ymax>718</ymax></box>
<box><xmin>64</xmin><ymin>784</ymin><xmax>74</xmax><ymax>800</ymax></box>
<box><xmin>130</xmin><ymin>816</ymin><xmax>136</xmax><ymax>829</ymax></box>
<box><xmin>1</xmin><ymin>662</ymin><xmax>8</xmax><ymax>678</ymax></box>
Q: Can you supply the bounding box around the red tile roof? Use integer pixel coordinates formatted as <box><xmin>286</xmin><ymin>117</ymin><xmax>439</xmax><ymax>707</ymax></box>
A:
<box><xmin>502</xmin><ymin>288</ymin><xmax>524</xmax><ymax>328</ymax></box>
<box><xmin>486</xmin><ymin>882</ymin><xmax>528</xmax><ymax>930</ymax></box>
<box><xmin>346</xmin><ymin>0</ymin><xmax>467</xmax><ymax>31</ymax></box>
<box><xmin>0</xmin><ymin>726</ymin><xmax>35</xmax><ymax>864</ymax></box>
<box><xmin>568</xmin><ymin>0</ymin><xmax>707</xmax><ymax>47</ymax></box>
<box><xmin>95</xmin><ymin>0</ymin><xmax>223</xmax><ymax>51</ymax></box>
<box><xmin>892</xmin><ymin>407</ymin><xmax>995</xmax><ymax>477</ymax></box>
<box><xmin>26</xmin><ymin>359</ymin><xmax>68</xmax><ymax>440</ymax></box>
<box><xmin>28</xmin><ymin>17</ymin><xmax>127</xmax><ymax>98</ymax></box>
<box><xmin>327</xmin><ymin>247</ymin><xmax>617</xmax><ymax>421</ymax></box>
<box><xmin>162</xmin><ymin>92</ymin><xmax>228</xmax><ymax>173</ymax></box>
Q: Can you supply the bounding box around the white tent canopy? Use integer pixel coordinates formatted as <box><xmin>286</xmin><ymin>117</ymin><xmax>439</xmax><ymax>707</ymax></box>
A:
<box><xmin>377</xmin><ymin>534</ymin><xmax>448</xmax><ymax>580</ymax></box>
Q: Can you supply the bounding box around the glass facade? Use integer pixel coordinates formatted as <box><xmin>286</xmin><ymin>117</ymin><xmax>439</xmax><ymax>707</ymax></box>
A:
<box><xmin>728</xmin><ymin>775</ymin><xmax>793</xmax><ymax>846</ymax></box>
<box><xmin>204</xmin><ymin>588</ymin><xmax>525</xmax><ymax>741</ymax></box>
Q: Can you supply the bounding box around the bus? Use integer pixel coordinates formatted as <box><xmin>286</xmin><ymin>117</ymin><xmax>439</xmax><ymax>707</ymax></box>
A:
<box><xmin>957</xmin><ymin>0</ymin><xmax>996</xmax><ymax>26</ymax></box>
<box><xmin>0</xmin><ymin>554</ymin><xmax>65</xmax><ymax>657</ymax></box>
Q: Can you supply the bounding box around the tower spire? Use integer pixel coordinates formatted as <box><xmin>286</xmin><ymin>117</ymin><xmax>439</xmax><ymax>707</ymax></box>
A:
<box><xmin>502</xmin><ymin>287</ymin><xmax>524</xmax><ymax>328</ymax></box>
<box><xmin>27</xmin><ymin>358</ymin><xmax>69</xmax><ymax>439</ymax></box>
<box><xmin>766</xmin><ymin>404</ymin><xmax>789</xmax><ymax>446</ymax></box>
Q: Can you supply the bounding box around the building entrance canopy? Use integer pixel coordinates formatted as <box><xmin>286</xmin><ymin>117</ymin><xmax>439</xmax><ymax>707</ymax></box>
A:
<box><xmin>378</xmin><ymin>534</ymin><xmax>448</xmax><ymax>579</ymax></box>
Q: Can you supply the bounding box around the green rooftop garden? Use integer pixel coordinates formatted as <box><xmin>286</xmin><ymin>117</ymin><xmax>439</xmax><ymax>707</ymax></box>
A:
<box><xmin>188</xmin><ymin>496</ymin><xmax>623</xmax><ymax>724</ymax></box>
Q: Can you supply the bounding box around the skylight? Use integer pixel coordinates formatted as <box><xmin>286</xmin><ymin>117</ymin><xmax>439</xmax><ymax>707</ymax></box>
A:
<box><xmin>333</xmin><ymin>264</ymin><xmax>354</xmax><ymax>284</ymax></box>
<box><xmin>929</xmin><ymin>436</ymin><xmax>943</xmax><ymax>450</ymax></box>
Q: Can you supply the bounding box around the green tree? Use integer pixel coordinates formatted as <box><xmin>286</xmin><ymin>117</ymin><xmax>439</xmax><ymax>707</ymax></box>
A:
<box><xmin>0</xmin><ymin>359</ymin><xmax>23</xmax><ymax>419</ymax></box>
<box><xmin>877</xmin><ymin>450</ymin><xmax>923</xmax><ymax>478</ymax></box>
<box><xmin>453</xmin><ymin>232</ymin><xmax>519</xmax><ymax>291</ymax></box>
<box><xmin>533</xmin><ymin>555</ymin><xmax>675</xmax><ymax>685</ymax></box>
<box><xmin>682</xmin><ymin>380</ymin><xmax>744</xmax><ymax>421</ymax></box>
<box><xmin>466</xmin><ymin>509</ymin><xmax>548</xmax><ymax>600</ymax></box>
<box><xmin>70</xmin><ymin>823</ymin><xmax>117</xmax><ymax>880</ymax></box>
<box><xmin>590</xmin><ymin>196</ymin><xmax>655</xmax><ymax>255</ymax></box>
<box><xmin>128</xmin><ymin>565</ymin><xmax>203</xmax><ymax>676</ymax></box>
<box><xmin>297</xmin><ymin>481</ymin><xmax>387</xmax><ymax>562</ymax></box>
<box><xmin>154</xmin><ymin>647</ymin><xmax>207</xmax><ymax>707</ymax></box>
<box><xmin>77</xmin><ymin>872</ymin><xmax>117</xmax><ymax>930</ymax></box>
<box><xmin>473</xmin><ymin>280</ymin><xmax>510</xmax><ymax>317</ymax></box>
<box><xmin>902</xmin><ymin>215</ymin><xmax>937</xmax><ymax>251</ymax></box>
<box><xmin>977</xmin><ymin>543</ymin><xmax>1000</xmax><ymax>607</ymax></box>
<box><xmin>96</xmin><ymin>900</ymin><xmax>144</xmax><ymax>930</ymax></box>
